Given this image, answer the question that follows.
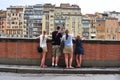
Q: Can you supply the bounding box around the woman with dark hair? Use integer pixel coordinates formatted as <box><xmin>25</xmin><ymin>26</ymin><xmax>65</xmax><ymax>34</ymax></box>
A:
<box><xmin>62</xmin><ymin>30</ymin><xmax>74</xmax><ymax>69</ymax></box>
<box><xmin>75</xmin><ymin>35</ymin><xmax>85</xmax><ymax>68</ymax></box>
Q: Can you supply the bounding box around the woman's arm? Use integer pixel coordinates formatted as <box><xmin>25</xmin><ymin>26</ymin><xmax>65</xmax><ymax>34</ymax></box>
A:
<box><xmin>72</xmin><ymin>37</ymin><xmax>76</xmax><ymax>40</ymax></box>
<box><xmin>35</xmin><ymin>35</ymin><xmax>40</xmax><ymax>39</ymax></box>
<box><xmin>47</xmin><ymin>36</ymin><xmax>52</xmax><ymax>40</ymax></box>
<box><xmin>81</xmin><ymin>36</ymin><xmax>85</xmax><ymax>40</ymax></box>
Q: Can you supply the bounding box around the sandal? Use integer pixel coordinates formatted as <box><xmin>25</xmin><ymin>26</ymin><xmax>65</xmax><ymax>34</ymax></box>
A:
<box><xmin>41</xmin><ymin>65</ymin><xmax>47</xmax><ymax>68</ymax></box>
<box><xmin>69</xmin><ymin>66</ymin><xmax>74</xmax><ymax>69</ymax></box>
<box><xmin>43</xmin><ymin>65</ymin><xmax>47</xmax><ymax>68</ymax></box>
<box><xmin>76</xmin><ymin>65</ymin><xmax>80</xmax><ymax>68</ymax></box>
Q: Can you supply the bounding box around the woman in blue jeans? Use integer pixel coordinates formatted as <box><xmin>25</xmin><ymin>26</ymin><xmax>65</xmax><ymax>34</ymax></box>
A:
<box><xmin>75</xmin><ymin>35</ymin><xmax>85</xmax><ymax>68</ymax></box>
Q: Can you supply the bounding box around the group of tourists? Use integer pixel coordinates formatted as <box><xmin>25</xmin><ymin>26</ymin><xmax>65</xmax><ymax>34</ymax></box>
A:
<box><xmin>36</xmin><ymin>26</ymin><xmax>84</xmax><ymax>69</ymax></box>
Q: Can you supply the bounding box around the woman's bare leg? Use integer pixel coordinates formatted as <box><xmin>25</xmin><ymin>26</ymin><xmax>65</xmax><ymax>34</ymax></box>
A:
<box><xmin>76</xmin><ymin>55</ymin><xmax>80</xmax><ymax>67</ymax></box>
<box><xmin>41</xmin><ymin>52</ymin><xmax>46</xmax><ymax>68</ymax></box>
<box><xmin>64</xmin><ymin>53</ymin><xmax>69</xmax><ymax>68</ymax></box>
<box><xmin>79</xmin><ymin>55</ymin><xmax>83</xmax><ymax>67</ymax></box>
<box><xmin>69</xmin><ymin>53</ymin><xmax>74</xmax><ymax>68</ymax></box>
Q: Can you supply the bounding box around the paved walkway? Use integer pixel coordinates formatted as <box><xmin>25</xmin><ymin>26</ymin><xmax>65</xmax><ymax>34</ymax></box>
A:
<box><xmin>0</xmin><ymin>72</ymin><xmax>119</xmax><ymax>80</ymax></box>
<box><xmin>0</xmin><ymin>64</ymin><xmax>119</xmax><ymax>74</ymax></box>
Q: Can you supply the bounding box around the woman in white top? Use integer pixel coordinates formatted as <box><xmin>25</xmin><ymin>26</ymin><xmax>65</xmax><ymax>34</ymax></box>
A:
<box><xmin>36</xmin><ymin>30</ymin><xmax>49</xmax><ymax>68</ymax></box>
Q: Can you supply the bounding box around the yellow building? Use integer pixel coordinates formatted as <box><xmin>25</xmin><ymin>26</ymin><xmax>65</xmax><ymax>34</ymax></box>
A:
<box><xmin>42</xmin><ymin>3</ymin><xmax>82</xmax><ymax>36</ymax></box>
<box><xmin>42</xmin><ymin>4</ymin><xmax>55</xmax><ymax>36</ymax></box>
<box><xmin>84</xmin><ymin>14</ymin><xmax>98</xmax><ymax>39</ymax></box>
<box><xmin>6</xmin><ymin>6</ymin><xmax>26</xmax><ymax>38</ymax></box>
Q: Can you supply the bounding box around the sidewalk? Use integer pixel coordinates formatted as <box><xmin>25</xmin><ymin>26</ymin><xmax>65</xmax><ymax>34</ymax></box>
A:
<box><xmin>0</xmin><ymin>64</ymin><xmax>119</xmax><ymax>74</ymax></box>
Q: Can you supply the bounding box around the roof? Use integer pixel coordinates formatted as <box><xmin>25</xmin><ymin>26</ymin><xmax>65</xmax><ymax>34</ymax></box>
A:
<box><xmin>86</xmin><ymin>14</ymin><xmax>97</xmax><ymax>17</ymax></box>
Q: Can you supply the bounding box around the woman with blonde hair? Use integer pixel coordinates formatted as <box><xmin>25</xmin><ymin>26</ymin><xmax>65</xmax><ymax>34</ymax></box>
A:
<box><xmin>75</xmin><ymin>34</ymin><xmax>84</xmax><ymax>68</ymax></box>
<box><xmin>62</xmin><ymin>30</ymin><xmax>74</xmax><ymax>69</ymax></box>
<box><xmin>36</xmin><ymin>30</ymin><xmax>49</xmax><ymax>68</ymax></box>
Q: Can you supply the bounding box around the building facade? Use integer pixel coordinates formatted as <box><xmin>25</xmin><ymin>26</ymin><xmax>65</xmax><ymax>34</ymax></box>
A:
<box><xmin>6</xmin><ymin>6</ymin><xmax>26</xmax><ymax>38</ymax></box>
<box><xmin>105</xmin><ymin>18</ymin><xmax>118</xmax><ymax>40</ymax></box>
<box><xmin>0</xmin><ymin>4</ymin><xmax>81</xmax><ymax>38</ymax></box>
<box><xmin>104</xmin><ymin>11</ymin><xmax>120</xmax><ymax>22</ymax></box>
<box><xmin>42</xmin><ymin>3</ymin><xmax>82</xmax><ymax>37</ymax></box>
<box><xmin>96</xmin><ymin>18</ymin><xmax>118</xmax><ymax>40</ymax></box>
<box><xmin>42</xmin><ymin>4</ymin><xmax>55</xmax><ymax>36</ymax></box>
<box><xmin>117</xmin><ymin>22</ymin><xmax>120</xmax><ymax>40</ymax></box>
<box><xmin>24</xmin><ymin>4</ymin><xmax>43</xmax><ymax>38</ymax></box>
<box><xmin>82</xmin><ymin>16</ymin><xmax>91</xmax><ymax>39</ymax></box>
<box><xmin>60</xmin><ymin>4</ymin><xmax>82</xmax><ymax>36</ymax></box>
<box><xmin>84</xmin><ymin>14</ymin><xmax>97</xmax><ymax>39</ymax></box>
<box><xmin>0</xmin><ymin>10</ymin><xmax>6</xmax><ymax>37</ymax></box>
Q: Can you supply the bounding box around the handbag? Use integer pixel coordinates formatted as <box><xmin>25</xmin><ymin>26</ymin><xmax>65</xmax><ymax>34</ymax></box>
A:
<box><xmin>37</xmin><ymin>46</ymin><xmax>43</xmax><ymax>53</ymax></box>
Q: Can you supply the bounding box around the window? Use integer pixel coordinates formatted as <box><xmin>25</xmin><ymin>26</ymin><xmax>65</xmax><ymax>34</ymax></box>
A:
<box><xmin>107</xmin><ymin>35</ymin><xmax>110</xmax><ymax>39</ymax></box>
<box><xmin>72</xmin><ymin>16</ymin><xmax>75</xmax><ymax>22</ymax></box>
<box><xmin>19</xmin><ymin>14</ymin><xmax>21</xmax><ymax>17</ymax></box>
<box><xmin>12</xmin><ymin>22</ymin><xmax>14</xmax><ymax>24</ymax></box>
<box><xmin>107</xmin><ymin>28</ymin><xmax>109</xmax><ymax>33</ymax></box>
<box><xmin>50</xmin><ymin>15</ymin><xmax>54</xmax><ymax>18</ymax></box>
<box><xmin>50</xmin><ymin>24</ymin><xmax>53</xmax><ymax>26</ymax></box>
<box><xmin>98</xmin><ymin>24</ymin><xmax>101</xmax><ymax>26</ymax></box>
<box><xmin>111</xmin><ymin>28</ymin><xmax>113</xmax><ymax>32</ymax></box>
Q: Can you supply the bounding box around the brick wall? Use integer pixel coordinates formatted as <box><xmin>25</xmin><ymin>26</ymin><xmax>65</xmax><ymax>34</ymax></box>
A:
<box><xmin>0</xmin><ymin>38</ymin><xmax>120</xmax><ymax>67</ymax></box>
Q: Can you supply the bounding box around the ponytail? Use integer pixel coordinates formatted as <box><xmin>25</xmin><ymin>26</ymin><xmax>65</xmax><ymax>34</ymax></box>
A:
<box><xmin>65</xmin><ymin>30</ymin><xmax>69</xmax><ymax>40</ymax></box>
<box><xmin>66</xmin><ymin>33</ymin><xmax>68</xmax><ymax>40</ymax></box>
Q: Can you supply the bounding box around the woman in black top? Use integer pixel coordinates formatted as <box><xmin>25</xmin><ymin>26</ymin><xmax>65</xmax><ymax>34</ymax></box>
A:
<box><xmin>75</xmin><ymin>35</ymin><xmax>85</xmax><ymax>68</ymax></box>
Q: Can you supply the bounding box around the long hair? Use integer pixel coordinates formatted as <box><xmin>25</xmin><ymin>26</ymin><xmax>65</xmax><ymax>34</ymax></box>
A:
<box><xmin>65</xmin><ymin>30</ymin><xmax>69</xmax><ymax>40</ymax></box>
<box><xmin>42</xmin><ymin>30</ymin><xmax>46</xmax><ymax>41</ymax></box>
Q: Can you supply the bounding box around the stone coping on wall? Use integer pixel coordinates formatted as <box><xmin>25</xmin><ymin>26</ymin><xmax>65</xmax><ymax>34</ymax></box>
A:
<box><xmin>0</xmin><ymin>38</ymin><xmax>120</xmax><ymax>44</ymax></box>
